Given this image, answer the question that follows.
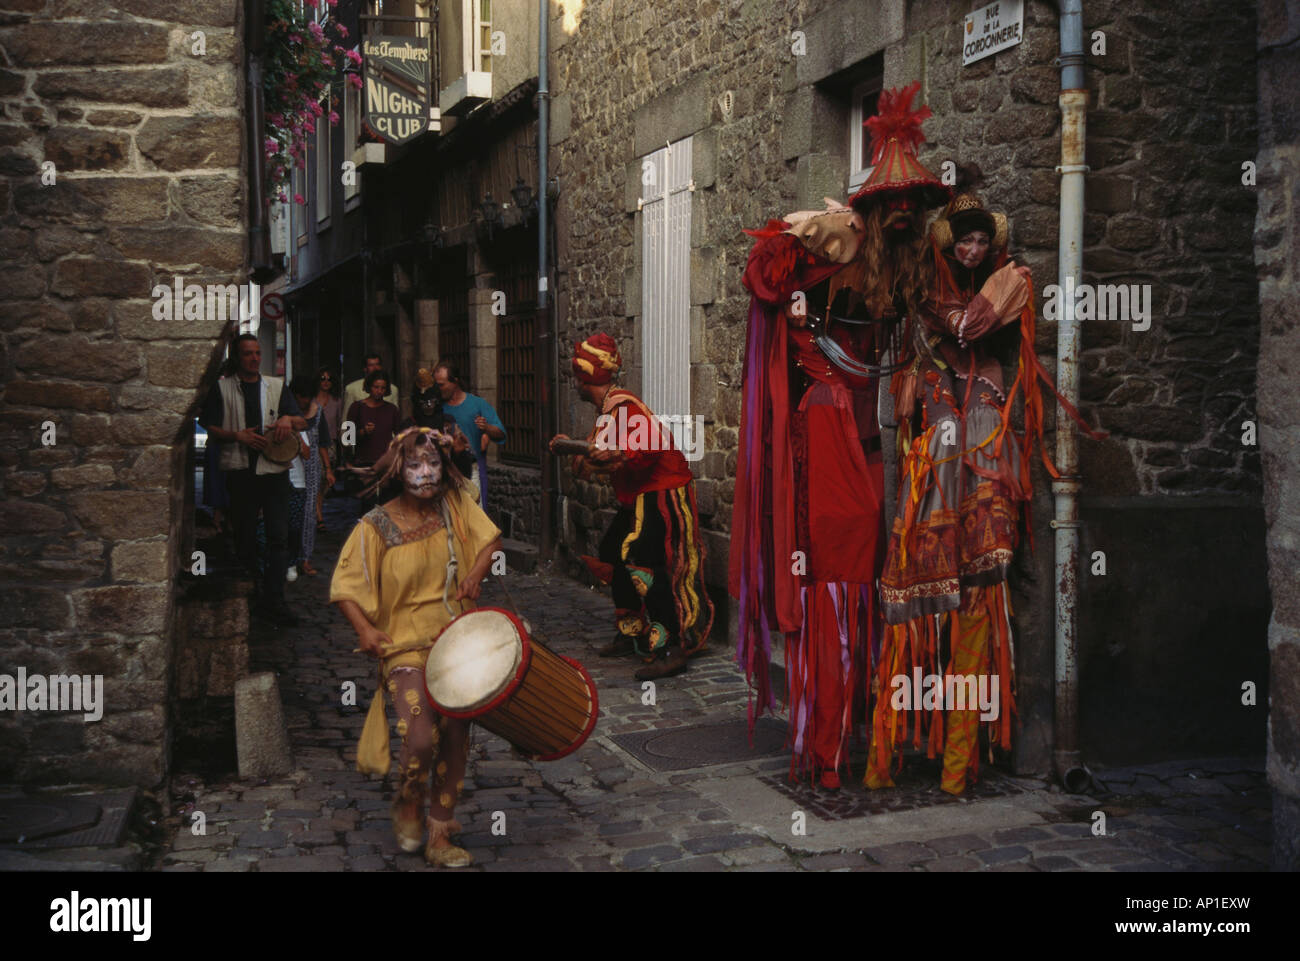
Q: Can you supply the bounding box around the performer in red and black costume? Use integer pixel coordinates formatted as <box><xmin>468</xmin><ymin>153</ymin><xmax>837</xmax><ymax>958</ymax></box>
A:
<box><xmin>731</xmin><ymin>83</ymin><xmax>950</xmax><ymax>788</ymax></box>
<box><xmin>552</xmin><ymin>333</ymin><xmax>714</xmax><ymax>682</ymax></box>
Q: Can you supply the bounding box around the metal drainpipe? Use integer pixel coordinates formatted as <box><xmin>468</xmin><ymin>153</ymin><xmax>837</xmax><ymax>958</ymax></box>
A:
<box><xmin>537</xmin><ymin>0</ymin><xmax>555</xmax><ymax>561</ymax></box>
<box><xmin>1054</xmin><ymin>0</ymin><xmax>1091</xmax><ymax>794</ymax></box>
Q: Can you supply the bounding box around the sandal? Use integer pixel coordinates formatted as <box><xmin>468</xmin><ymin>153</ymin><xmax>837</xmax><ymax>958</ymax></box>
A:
<box><xmin>424</xmin><ymin>816</ymin><xmax>472</xmax><ymax>868</ymax></box>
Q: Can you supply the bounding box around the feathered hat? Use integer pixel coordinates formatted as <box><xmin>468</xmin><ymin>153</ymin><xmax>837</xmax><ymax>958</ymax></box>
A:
<box><xmin>847</xmin><ymin>81</ymin><xmax>951</xmax><ymax>210</ymax></box>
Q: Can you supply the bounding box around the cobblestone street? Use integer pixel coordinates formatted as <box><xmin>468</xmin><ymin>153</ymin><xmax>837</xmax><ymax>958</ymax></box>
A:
<box><xmin>157</xmin><ymin>500</ymin><xmax>1273</xmax><ymax>873</ymax></box>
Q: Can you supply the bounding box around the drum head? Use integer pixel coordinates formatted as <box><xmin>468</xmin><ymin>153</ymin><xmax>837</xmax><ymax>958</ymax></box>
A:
<box><xmin>262</xmin><ymin>432</ymin><xmax>301</xmax><ymax>465</ymax></box>
<box><xmin>425</xmin><ymin>610</ymin><xmax>524</xmax><ymax>714</ymax></box>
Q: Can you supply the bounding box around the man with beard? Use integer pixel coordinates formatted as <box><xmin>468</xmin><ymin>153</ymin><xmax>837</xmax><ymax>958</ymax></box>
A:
<box><xmin>730</xmin><ymin>82</ymin><xmax>950</xmax><ymax>788</ymax></box>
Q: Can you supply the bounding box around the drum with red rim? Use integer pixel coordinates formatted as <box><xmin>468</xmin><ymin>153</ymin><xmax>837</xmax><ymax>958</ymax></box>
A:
<box><xmin>424</xmin><ymin>607</ymin><xmax>598</xmax><ymax>761</ymax></box>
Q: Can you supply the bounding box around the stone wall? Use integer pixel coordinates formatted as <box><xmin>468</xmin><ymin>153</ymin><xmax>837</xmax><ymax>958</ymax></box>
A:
<box><xmin>1255</xmin><ymin>0</ymin><xmax>1300</xmax><ymax>872</ymax></box>
<box><xmin>549</xmin><ymin>0</ymin><xmax>1267</xmax><ymax>769</ymax></box>
<box><xmin>487</xmin><ymin>463</ymin><xmax>541</xmax><ymax>539</ymax></box>
<box><xmin>0</xmin><ymin>1</ymin><xmax>245</xmax><ymax>786</ymax></box>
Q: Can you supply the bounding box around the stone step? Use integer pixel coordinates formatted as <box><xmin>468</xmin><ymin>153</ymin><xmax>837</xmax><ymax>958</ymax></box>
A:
<box><xmin>501</xmin><ymin>537</ymin><xmax>538</xmax><ymax>574</ymax></box>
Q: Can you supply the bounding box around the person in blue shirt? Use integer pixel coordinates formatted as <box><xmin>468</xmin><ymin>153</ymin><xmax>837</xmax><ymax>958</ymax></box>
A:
<box><xmin>433</xmin><ymin>360</ymin><xmax>506</xmax><ymax>510</ymax></box>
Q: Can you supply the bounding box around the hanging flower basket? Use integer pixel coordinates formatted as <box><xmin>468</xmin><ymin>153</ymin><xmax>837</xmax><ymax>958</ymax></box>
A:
<box><xmin>263</xmin><ymin>0</ymin><xmax>362</xmax><ymax>204</ymax></box>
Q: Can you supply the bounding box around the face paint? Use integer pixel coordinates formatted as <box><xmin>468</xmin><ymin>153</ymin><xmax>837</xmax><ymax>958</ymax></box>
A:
<box><xmin>954</xmin><ymin>231</ymin><xmax>990</xmax><ymax>269</ymax></box>
<box><xmin>402</xmin><ymin>445</ymin><xmax>442</xmax><ymax>499</ymax></box>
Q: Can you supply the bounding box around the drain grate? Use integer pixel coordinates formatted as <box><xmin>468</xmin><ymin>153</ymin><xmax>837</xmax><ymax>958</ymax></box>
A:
<box><xmin>0</xmin><ymin>789</ymin><xmax>135</xmax><ymax>848</ymax></box>
<box><xmin>759</xmin><ymin>755</ymin><xmax>1027</xmax><ymax>821</ymax></box>
<box><xmin>610</xmin><ymin>717</ymin><xmax>789</xmax><ymax>772</ymax></box>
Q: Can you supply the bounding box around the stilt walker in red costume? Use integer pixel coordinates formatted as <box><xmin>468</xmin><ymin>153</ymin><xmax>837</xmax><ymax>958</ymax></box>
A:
<box><xmin>731</xmin><ymin>83</ymin><xmax>950</xmax><ymax>788</ymax></box>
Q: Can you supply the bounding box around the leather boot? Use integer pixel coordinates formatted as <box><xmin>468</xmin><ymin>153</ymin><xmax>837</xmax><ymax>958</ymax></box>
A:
<box><xmin>634</xmin><ymin>649</ymin><xmax>689</xmax><ymax>681</ymax></box>
<box><xmin>598</xmin><ymin>634</ymin><xmax>637</xmax><ymax>658</ymax></box>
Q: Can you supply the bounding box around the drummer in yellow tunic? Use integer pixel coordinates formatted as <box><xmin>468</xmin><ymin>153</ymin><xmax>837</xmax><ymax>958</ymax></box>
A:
<box><xmin>330</xmin><ymin>426</ymin><xmax>502</xmax><ymax>868</ymax></box>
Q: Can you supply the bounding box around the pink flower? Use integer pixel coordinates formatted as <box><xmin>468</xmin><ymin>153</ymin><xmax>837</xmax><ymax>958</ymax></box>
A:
<box><xmin>268</xmin><ymin>112</ymin><xmax>285</xmax><ymax>126</ymax></box>
<box><xmin>309</xmin><ymin>100</ymin><xmax>323</xmax><ymax>117</ymax></box>
<box><xmin>264</xmin><ymin>136</ymin><xmax>277</xmax><ymax>154</ymax></box>
<box><xmin>308</xmin><ymin>21</ymin><xmax>325</xmax><ymax>42</ymax></box>
<box><xmin>304</xmin><ymin>0</ymin><xmax>317</xmax><ymax>7</ymax></box>
<box><xmin>278</xmin><ymin>191</ymin><xmax>288</xmax><ymax>203</ymax></box>
<box><xmin>303</xmin><ymin>117</ymin><xmax>316</xmax><ymax>134</ymax></box>
<box><xmin>336</xmin><ymin>23</ymin><xmax>347</xmax><ymax>37</ymax></box>
<box><xmin>347</xmin><ymin>72</ymin><xmax>363</xmax><ymax>90</ymax></box>
<box><xmin>345</xmin><ymin>48</ymin><xmax>362</xmax><ymax>66</ymax></box>
<box><xmin>293</xmin><ymin>193</ymin><xmax>305</xmax><ymax>205</ymax></box>
<box><xmin>328</xmin><ymin>110</ymin><xmax>340</xmax><ymax>125</ymax></box>
<box><xmin>327</xmin><ymin>0</ymin><xmax>338</xmax><ymax>7</ymax></box>
<box><xmin>289</xmin><ymin>33</ymin><xmax>303</xmax><ymax>44</ymax></box>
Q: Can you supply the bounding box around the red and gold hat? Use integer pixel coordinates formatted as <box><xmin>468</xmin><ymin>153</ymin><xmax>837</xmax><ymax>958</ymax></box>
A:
<box><xmin>847</xmin><ymin>81</ymin><xmax>951</xmax><ymax>210</ymax></box>
<box><xmin>572</xmin><ymin>333</ymin><xmax>621</xmax><ymax>385</ymax></box>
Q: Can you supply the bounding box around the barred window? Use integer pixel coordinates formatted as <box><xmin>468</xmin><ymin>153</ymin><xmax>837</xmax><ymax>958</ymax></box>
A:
<box><xmin>496</xmin><ymin>250</ymin><xmax>538</xmax><ymax>465</ymax></box>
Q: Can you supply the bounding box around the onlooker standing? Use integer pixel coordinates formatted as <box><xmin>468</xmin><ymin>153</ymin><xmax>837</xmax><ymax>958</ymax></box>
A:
<box><xmin>313</xmin><ymin>366</ymin><xmax>342</xmax><ymax>530</ymax></box>
<box><xmin>343</xmin><ymin>353</ymin><xmax>400</xmax><ymax>414</ymax></box>
<box><xmin>286</xmin><ymin>432</ymin><xmax>310</xmax><ymax>583</ymax></box>
<box><xmin>291</xmin><ymin>374</ymin><xmax>334</xmax><ymax>575</ymax></box>
<box><xmin>434</xmin><ymin>360</ymin><xmax>506</xmax><ymax>509</ymax></box>
<box><xmin>198</xmin><ymin>333</ymin><xmax>306</xmax><ymax>625</ymax></box>
<box><xmin>414</xmin><ymin>366</ymin><xmax>477</xmax><ymax>479</ymax></box>
<box><xmin>345</xmin><ymin>369</ymin><xmax>400</xmax><ymax>508</ymax></box>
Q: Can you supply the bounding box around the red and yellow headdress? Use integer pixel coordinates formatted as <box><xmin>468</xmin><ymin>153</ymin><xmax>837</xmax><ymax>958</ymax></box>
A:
<box><xmin>848</xmin><ymin>81</ymin><xmax>951</xmax><ymax>210</ymax></box>
<box><xmin>572</xmin><ymin>333</ymin><xmax>622</xmax><ymax>385</ymax></box>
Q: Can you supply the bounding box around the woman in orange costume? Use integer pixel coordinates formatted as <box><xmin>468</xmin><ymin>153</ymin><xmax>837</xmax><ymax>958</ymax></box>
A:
<box><xmin>866</xmin><ymin>177</ymin><xmax>1100</xmax><ymax>794</ymax></box>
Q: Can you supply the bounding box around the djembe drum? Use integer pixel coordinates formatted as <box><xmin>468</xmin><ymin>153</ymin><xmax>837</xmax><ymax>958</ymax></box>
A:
<box><xmin>424</xmin><ymin>608</ymin><xmax>598</xmax><ymax>761</ymax></box>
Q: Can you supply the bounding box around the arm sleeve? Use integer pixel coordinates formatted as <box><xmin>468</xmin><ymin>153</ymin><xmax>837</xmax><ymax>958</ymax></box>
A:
<box><xmin>343</xmin><ymin>402</ymin><xmax>360</xmax><ymax>445</ymax></box>
<box><xmin>457</xmin><ymin>488</ymin><xmax>503</xmax><ymax>561</ymax></box>
<box><xmin>198</xmin><ymin>385</ymin><xmax>222</xmax><ymax>429</ymax></box>
<box><xmin>278</xmin><ymin>389</ymin><xmax>302</xmax><ymax>417</ymax></box>
<box><xmin>480</xmin><ymin>399</ymin><xmax>506</xmax><ymax>442</ymax></box>
<box><xmin>329</xmin><ymin>520</ymin><xmax>384</xmax><ymax>623</ymax></box>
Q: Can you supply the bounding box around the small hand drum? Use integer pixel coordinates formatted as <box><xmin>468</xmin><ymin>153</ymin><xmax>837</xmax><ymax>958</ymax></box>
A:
<box><xmin>424</xmin><ymin>608</ymin><xmax>598</xmax><ymax>761</ymax></box>
<box><xmin>261</xmin><ymin>430</ymin><xmax>302</xmax><ymax>465</ymax></box>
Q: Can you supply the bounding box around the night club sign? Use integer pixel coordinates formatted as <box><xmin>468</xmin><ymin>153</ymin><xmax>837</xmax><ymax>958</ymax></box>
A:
<box><xmin>362</xmin><ymin>35</ymin><xmax>430</xmax><ymax>145</ymax></box>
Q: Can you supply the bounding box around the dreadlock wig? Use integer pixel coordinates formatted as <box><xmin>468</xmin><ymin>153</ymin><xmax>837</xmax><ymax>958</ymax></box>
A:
<box><xmin>359</xmin><ymin>426</ymin><xmax>469</xmax><ymax>501</ymax></box>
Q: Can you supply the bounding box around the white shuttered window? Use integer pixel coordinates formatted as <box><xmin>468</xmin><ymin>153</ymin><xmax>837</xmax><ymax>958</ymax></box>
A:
<box><xmin>639</xmin><ymin>136</ymin><xmax>693</xmax><ymax>440</ymax></box>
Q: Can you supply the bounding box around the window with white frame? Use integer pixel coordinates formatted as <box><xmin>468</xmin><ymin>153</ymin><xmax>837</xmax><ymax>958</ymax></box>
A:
<box><xmin>315</xmin><ymin>100</ymin><xmax>331</xmax><ymax>227</ymax></box>
<box><xmin>639</xmin><ymin>136</ymin><xmax>693</xmax><ymax>438</ymax></box>
<box><xmin>848</xmin><ymin>77</ymin><xmax>883</xmax><ymax>192</ymax></box>
<box><xmin>344</xmin><ymin>79</ymin><xmax>361</xmax><ymax>206</ymax></box>
<box><xmin>294</xmin><ymin>166</ymin><xmax>307</xmax><ymax>248</ymax></box>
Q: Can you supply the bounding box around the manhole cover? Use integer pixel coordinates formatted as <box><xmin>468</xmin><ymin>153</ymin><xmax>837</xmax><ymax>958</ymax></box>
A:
<box><xmin>759</xmin><ymin>755</ymin><xmax>1027</xmax><ymax>821</ymax></box>
<box><xmin>0</xmin><ymin>796</ymin><xmax>100</xmax><ymax>843</ymax></box>
<box><xmin>610</xmin><ymin>717</ymin><xmax>788</xmax><ymax>772</ymax></box>
<box><xmin>0</xmin><ymin>789</ymin><xmax>134</xmax><ymax>848</ymax></box>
